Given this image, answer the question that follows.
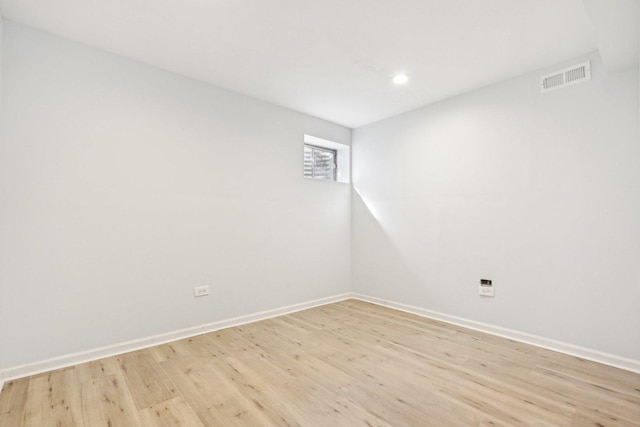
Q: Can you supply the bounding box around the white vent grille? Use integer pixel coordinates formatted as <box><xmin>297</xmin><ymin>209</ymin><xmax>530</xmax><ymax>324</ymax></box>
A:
<box><xmin>540</xmin><ymin>61</ymin><xmax>591</xmax><ymax>93</ymax></box>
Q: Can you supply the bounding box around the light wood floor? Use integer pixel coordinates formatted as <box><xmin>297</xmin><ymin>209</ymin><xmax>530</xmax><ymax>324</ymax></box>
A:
<box><xmin>1</xmin><ymin>300</ymin><xmax>639</xmax><ymax>426</ymax></box>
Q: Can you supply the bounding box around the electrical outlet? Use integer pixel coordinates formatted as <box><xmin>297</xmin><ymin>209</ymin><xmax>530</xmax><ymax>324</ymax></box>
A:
<box><xmin>479</xmin><ymin>286</ymin><xmax>494</xmax><ymax>297</ymax></box>
<box><xmin>194</xmin><ymin>286</ymin><xmax>209</xmax><ymax>297</ymax></box>
<box><xmin>479</xmin><ymin>279</ymin><xmax>494</xmax><ymax>297</ymax></box>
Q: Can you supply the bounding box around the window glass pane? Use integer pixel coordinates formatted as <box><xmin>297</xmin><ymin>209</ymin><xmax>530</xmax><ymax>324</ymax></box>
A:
<box><xmin>313</xmin><ymin>148</ymin><xmax>335</xmax><ymax>181</ymax></box>
<box><xmin>303</xmin><ymin>145</ymin><xmax>314</xmax><ymax>178</ymax></box>
<box><xmin>303</xmin><ymin>144</ymin><xmax>337</xmax><ymax>181</ymax></box>
<box><xmin>304</xmin><ymin>135</ymin><xmax>349</xmax><ymax>183</ymax></box>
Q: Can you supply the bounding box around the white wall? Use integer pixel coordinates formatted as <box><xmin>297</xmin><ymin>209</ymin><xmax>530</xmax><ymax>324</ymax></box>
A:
<box><xmin>352</xmin><ymin>54</ymin><xmax>640</xmax><ymax>360</ymax></box>
<box><xmin>0</xmin><ymin>21</ymin><xmax>351</xmax><ymax>369</ymax></box>
<box><xmin>0</xmin><ymin>16</ymin><xmax>3</xmax><ymax>372</ymax></box>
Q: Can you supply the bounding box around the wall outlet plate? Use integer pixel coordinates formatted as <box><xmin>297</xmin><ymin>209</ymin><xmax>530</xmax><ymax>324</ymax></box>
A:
<box><xmin>194</xmin><ymin>286</ymin><xmax>209</xmax><ymax>297</ymax></box>
<box><xmin>479</xmin><ymin>285</ymin><xmax>494</xmax><ymax>297</ymax></box>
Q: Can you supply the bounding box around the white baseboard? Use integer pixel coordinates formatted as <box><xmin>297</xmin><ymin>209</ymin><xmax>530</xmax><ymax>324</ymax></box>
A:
<box><xmin>2</xmin><ymin>291</ymin><xmax>638</xmax><ymax>389</ymax></box>
<box><xmin>0</xmin><ymin>293</ymin><xmax>352</xmax><ymax>384</ymax></box>
<box><xmin>352</xmin><ymin>293</ymin><xmax>640</xmax><ymax>374</ymax></box>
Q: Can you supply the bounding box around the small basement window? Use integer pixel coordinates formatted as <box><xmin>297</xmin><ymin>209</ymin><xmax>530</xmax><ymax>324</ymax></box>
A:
<box><xmin>304</xmin><ymin>145</ymin><xmax>336</xmax><ymax>181</ymax></box>
<box><xmin>303</xmin><ymin>135</ymin><xmax>350</xmax><ymax>183</ymax></box>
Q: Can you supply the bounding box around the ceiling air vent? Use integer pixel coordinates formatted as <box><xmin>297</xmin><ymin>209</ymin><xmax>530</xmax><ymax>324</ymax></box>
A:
<box><xmin>540</xmin><ymin>61</ymin><xmax>590</xmax><ymax>93</ymax></box>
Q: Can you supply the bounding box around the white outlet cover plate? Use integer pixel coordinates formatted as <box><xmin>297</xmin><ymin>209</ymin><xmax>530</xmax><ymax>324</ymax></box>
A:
<box><xmin>194</xmin><ymin>286</ymin><xmax>209</xmax><ymax>297</ymax></box>
<box><xmin>479</xmin><ymin>286</ymin><xmax>494</xmax><ymax>297</ymax></box>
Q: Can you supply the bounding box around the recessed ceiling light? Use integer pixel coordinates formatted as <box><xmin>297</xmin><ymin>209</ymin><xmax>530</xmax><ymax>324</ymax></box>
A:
<box><xmin>392</xmin><ymin>74</ymin><xmax>409</xmax><ymax>85</ymax></box>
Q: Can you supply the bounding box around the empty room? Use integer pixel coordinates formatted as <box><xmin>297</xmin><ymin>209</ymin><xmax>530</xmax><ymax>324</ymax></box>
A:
<box><xmin>0</xmin><ymin>0</ymin><xmax>639</xmax><ymax>426</ymax></box>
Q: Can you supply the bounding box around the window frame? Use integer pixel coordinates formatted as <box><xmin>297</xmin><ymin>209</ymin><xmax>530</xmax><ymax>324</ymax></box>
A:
<box><xmin>304</xmin><ymin>143</ymin><xmax>337</xmax><ymax>181</ymax></box>
<box><xmin>303</xmin><ymin>134</ymin><xmax>350</xmax><ymax>184</ymax></box>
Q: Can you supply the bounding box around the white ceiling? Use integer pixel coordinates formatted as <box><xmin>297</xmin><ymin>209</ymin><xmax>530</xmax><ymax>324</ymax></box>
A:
<box><xmin>0</xmin><ymin>0</ymin><xmax>636</xmax><ymax>128</ymax></box>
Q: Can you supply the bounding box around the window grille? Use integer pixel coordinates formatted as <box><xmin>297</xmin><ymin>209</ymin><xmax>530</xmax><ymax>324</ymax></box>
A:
<box><xmin>304</xmin><ymin>144</ymin><xmax>336</xmax><ymax>181</ymax></box>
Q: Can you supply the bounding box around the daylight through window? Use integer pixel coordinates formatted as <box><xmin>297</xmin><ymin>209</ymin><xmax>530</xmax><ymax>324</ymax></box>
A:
<box><xmin>304</xmin><ymin>144</ymin><xmax>337</xmax><ymax>181</ymax></box>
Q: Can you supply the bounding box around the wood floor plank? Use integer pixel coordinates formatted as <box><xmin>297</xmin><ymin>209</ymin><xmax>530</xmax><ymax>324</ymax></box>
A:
<box><xmin>244</xmin><ymin>322</ymin><xmax>510</xmax><ymax>425</ymax></box>
<box><xmin>203</xmin><ymin>355</ymin><xmax>308</xmax><ymax>426</ymax></box>
<box><xmin>117</xmin><ymin>350</ymin><xmax>178</xmax><ymax>410</ymax></box>
<box><xmin>537</xmin><ymin>358</ymin><xmax>640</xmax><ymax>397</ymax></box>
<box><xmin>228</xmin><ymin>330</ymin><xmax>394</xmax><ymax>426</ymax></box>
<box><xmin>1</xmin><ymin>299</ymin><xmax>639</xmax><ymax>426</ymax></box>
<box><xmin>0</xmin><ymin>378</ymin><xmax>30</xmax><ymax>427</ymax></box>
<box><xmin>159</xmin><ymin>355</ymin><xmax>274</xmax><ymax>426</ymax></box>
<box><xmin>22</xmin><ymin>368</ymin><xmax>83</xmax><ymax>427</ymax></box>
<box><xmin>570</xmin><ymin>407</ymin><xmax>640</xmax><ymax>427</ymax></box>
<box><xmin>530</xmin><ymin>366</ymin><xmax>640</xmax><ymax>424</ymax></box>
<box><xmin>238</xmin><ymin>324</ymin><xmax>499</xmax><ymax>426</ymax></box>
<box><xmin>80</xmin><ymin>373</ymin><xmax>141</xmax><ymax>427</ymax></box>
<box><xmin>74</xmin><ymin>358</ymin><xmax>122</xmax><ymax>384</ymax></box>
<box><xmin>138</xmin><ymin>396</ymin><xmax>204</xmax><ymax>427</ymax></box>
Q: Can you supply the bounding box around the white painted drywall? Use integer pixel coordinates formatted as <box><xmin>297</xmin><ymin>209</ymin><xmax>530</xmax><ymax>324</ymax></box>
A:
<box><xmin>582</xmin><ymin>0</ymin><xmax>639</xmax><ymax>73</ymax></box>
<box><xmin>352</xmin><ymin>53</ymin><xmax>640</xmax><ymax>360</ymax></box>
<box><xmin>0</xmin><ymin>14</ymin><xmax>4</xmax><ymax>375</ymax></box>
<box><xmin>0</xmin><ymin>21</ymin><xmax>351</xmax><ymax>369</ymax></box>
